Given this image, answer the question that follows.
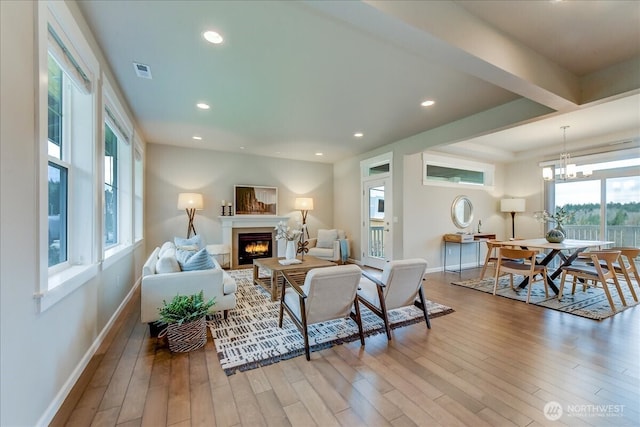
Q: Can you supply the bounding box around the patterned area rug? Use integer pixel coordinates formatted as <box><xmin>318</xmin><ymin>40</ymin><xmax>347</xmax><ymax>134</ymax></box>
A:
<box><xmin>451</xmin><ymin>274</ymin><xmax>639</xmax><ymax>320</ymax></box>
<box><xmin>208</xmin><ymin>268</ymin><xmax>454</xmax><ymax>375</ymax></box>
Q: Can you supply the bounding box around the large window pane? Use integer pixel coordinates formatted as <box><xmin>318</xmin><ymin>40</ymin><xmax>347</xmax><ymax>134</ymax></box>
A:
<box><xmin>48</xmin><ymin>163</ymin><xmax>67</xmax><ymax>266</ymax></box>
<box><xmin>104</xmin><ymin>124</ymin><xmax>118</xmax><ymax>247</ymax></box>
<box><xmin>555</xmin><ymin>180</ymin><xmax>601</xmax><ymax>240</ymax></box>
<box><xmin>606</xmin><ymin>176</ymin><xmax>640</xmax><ymax>247</ymax></box>
<box><xmin>47</xmin><ymin>54</ymin><xmax>63</xmax><ymax>159</ymax></box>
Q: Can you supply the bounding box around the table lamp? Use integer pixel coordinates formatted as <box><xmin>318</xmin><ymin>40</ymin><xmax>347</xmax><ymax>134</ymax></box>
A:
<box><xmin>177</xmin><ymin>192</ymin><xmax>203</xmax><ymax>238</ymax></box>
<box><xmin>501</xmin><ymin>198</ymin><xmax>525</xmax><ymax>239</ymax></box>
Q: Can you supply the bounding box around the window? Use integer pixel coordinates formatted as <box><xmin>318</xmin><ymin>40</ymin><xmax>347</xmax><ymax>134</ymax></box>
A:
<box><xmin>134</xmin><ymin>141</ymin><xmax>144</xmax><ymax>242</ymax></box>
<box><xmin>548</xmin><ymin>149</ymin><xmax>640</xmax><ymax>247</ymax></box>
<box><xmin>422</xmin><ymin>152</ymin><xmax>495</xmax><ymax>189</ymax></box>
<box><xmin>104</xmin><ymin>123</ymin><xmax>119</xmax><ymax>247</ymax></box>
<box><xmin>47</xmin><ymin>56</ymin><xmax>68</xmax><ymax>268</ymax></box>
<box><xmin>37</xmin><ymin>0</ymin><xmax>100</xmax><ymax>311</ymax></box>
<box><xmin>103</xmin><ymin>78</ymin><xmax>133</xmax><ymax>258</ymax></box>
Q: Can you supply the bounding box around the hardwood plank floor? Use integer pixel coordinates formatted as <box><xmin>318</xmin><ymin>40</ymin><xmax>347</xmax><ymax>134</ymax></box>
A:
<box><xmin>51</xmin><ymin>267</ymin><xmax>640</xmax><ymax>426</ymax></box>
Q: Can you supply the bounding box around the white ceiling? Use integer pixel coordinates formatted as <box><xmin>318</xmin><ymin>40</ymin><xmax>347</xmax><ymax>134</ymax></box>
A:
<box><xmin>76</xmin><ymin>0</ymin><xmax>640</xmax><ymax>164</ymax></box>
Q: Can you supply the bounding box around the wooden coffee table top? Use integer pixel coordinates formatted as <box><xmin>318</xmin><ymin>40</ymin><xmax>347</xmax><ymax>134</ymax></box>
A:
<box><xmin>253</xmin><ymin>256</ymin><xmax>337</xmax><ymax>300</ymax></box>
<box><xmin>253</xmin><ymin>255</ymin><xmax>336</xmax><ymax>272</ymax></box>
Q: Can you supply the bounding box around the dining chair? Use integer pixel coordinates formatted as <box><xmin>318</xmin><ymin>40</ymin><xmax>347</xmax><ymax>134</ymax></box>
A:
<box><xmin>559</xmin><ymin>250</ymin><xmax>627</xmax><ymax>313</ymax></box>
<box><xmin>278</xmin><ymin>264</ymin><xmax>364</xmax><ymax>361</ymax></box>
<box><xmin>357</xmin><ymin>259</ymin><xmax>429</xmax><ymax>340</ymax></box>
<box><xmin>480</xmin><ymin>240</ymin><xmax>500</xmax><ymax>280</ymax></box>
<box><xmin>599</xmin><ymin>247</ymin><xmax>639</xmax><ymax>303</ymax></box>
<box><xmin>493</xmin><ymin>248</ymin><xmax>548</xmax><ymax>303</ymax></box>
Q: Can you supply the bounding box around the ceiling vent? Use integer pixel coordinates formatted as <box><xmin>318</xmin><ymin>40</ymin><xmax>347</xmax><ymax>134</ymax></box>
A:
<box><xmin>133</xmin><ymin>62</ymin><xmax>152</xmax><ymax>79</ymax></box>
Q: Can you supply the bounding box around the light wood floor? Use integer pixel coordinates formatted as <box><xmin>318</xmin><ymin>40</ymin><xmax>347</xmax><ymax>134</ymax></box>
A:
<box><xmin>52</xmin><ymin>267</ymin><xmax>640</xmax><ymax>427</ymax></box>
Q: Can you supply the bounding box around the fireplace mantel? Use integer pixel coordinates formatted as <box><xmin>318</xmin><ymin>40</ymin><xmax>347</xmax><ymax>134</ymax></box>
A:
<box><xmin>219</xmin><ymin>215</ymin><xmax>290</xmax><ymax>229</ymax></box>
<box><xmin>219</xmin><ymin>215</ymin><xmax>290</xmax><ymax>268</ymax></box>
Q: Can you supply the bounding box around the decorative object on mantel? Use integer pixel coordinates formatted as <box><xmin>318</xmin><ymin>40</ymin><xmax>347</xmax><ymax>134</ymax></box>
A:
<box><xmin>177</xmin><ymin>192</ymin><xmax>203</xmax><ymax>238</ymax></box>
<box><xmin>500</xmin><ymin>198</ymin><xmax>525</xmax><ymax>239</ymax></box>
<box><xmin>220</xmin><ymin>200</ymin><xmax>233</xmax><ymax>216</ymax></box>
<box><xmin>535</xmin><ymin>207</ymin><xmax>573</xmax><ymax>243</ymax></box>
<box><xmin>275</xmin><ymin>221</ymin><xmax>302</xmax><ymax>260</ymax></box>
<box><xmin>294</xmin><ymin>197</ymin><xmax>314</xmax><ymax>239</ymax></box>
<box><xmin>235</xmin><ymin>185</ymin><xmax>277</xmax><ymax>215</ymax></box>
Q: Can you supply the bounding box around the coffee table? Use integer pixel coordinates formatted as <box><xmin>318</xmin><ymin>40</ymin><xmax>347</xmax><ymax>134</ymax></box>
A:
<box><xmin>253</xmin><ymin>256</ymin><xmax>337</xmax><ymax>301</ymax></box>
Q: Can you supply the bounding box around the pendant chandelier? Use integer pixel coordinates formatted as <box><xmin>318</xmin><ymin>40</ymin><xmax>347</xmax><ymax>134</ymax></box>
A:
<box><xmin>542</xmin><ymin>125</ymin><xmax>589</xmax><ymax>181</ymax></box>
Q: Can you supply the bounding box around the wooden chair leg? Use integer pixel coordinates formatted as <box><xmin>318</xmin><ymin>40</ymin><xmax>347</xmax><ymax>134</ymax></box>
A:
<box><xmin>611</xmin><ymin>275</ymin><xmax>627</xmax><ymax>307</ymax></box>
<box><xmin>351</xmin><ymin>297</ymin><xmax>365</xmax><ymax>346</ymax></box>
<box><xmin>558</xmin><ymin>270</ymin><xmax>568</xmax><ymax>300</ymax></box>
<box><xmin>526</xmin><ymin>274</ymin><xmax>533</xmax><ymax>304</ymax></box>
<box><xmin>376</xmin><ymin>285</ymin><xmax>392</xmax><ymax>340</ymax></box>
<box><xmin>619</xmin><ymin>263</ymin><xmax>638</xmax><ymax>302</ymax></box>
<box><xmin>418</xmin><ymin>285</ymin><xmax>431</xmax><ymax>329</ymax></box>
<box><xmin>601</xmin><ymin>281</ymin><xmax>618</xmax><ymax>313</ymax></box>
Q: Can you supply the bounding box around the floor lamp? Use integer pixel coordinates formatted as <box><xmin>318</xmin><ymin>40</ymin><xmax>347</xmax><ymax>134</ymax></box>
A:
<box><xmin>501</xmin><ymin>198</ymin><xmax>525</xmax><ymax>239</ymax></box>
<box><xmin>294</xmin><ymin>197</ymin><xmax>314</xmax><ymax>239</ymax></box>
<box><xmin>177</xmin><ymin>193</ymin><xmax>203</xmax><ymax>238</ymax></box>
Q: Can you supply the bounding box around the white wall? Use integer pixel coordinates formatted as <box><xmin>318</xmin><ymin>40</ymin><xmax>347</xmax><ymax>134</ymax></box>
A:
<box><xmin>145</xmin><ymin>144</ymin><xmax>335</xmax><ymax>253</ymax></box>
<box><xmin>403</xmin><ymin>152</ymin><xmax>507</xmax><ymax>270</ymax></box>
<box><xmin>1</xmin><ymin>2</ymin><xmax>144</xmax><ymax>425</ymax></box>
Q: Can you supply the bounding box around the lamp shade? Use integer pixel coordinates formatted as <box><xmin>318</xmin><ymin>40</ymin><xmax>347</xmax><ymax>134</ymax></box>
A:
<box><xmin>177</xmin><ymin>193</ymin><xmax>203</xmax><ymax>210</ymax></box>
<box><xmin>294</xmin><ymin>197</ymin><xmax>314</xmax><ymax>211</ymax></box>
<box><xmin>500</xmin><ymin>198</ymin><xmax>525</xmax><ymax>213</ymax></box>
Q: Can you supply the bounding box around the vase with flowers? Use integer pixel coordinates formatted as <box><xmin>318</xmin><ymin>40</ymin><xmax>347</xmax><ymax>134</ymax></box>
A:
<box><xmin>534</xmin><ymin>207</ymin><xmax>573</xmax><ymax>243</ymax></box>
<box><xmin>275</xmin><ymin>221</ymin><xmax>302</xmax><ymax>260</ymax></box>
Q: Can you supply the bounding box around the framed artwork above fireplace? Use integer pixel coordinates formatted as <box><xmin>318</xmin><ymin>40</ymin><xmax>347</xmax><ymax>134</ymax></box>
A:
<box><xmin>234</xmin><ymin>185</ymin><xmax>278</xmax><ymax>215</ymax></box>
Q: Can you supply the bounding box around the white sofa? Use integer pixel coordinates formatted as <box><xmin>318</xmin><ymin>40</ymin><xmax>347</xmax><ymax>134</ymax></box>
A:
<box><xmin>306</xmin><ymin>229</ymin><xmax>349</xmax><ymax>263</ymax></box>
<box><xmin>141</xmin><ymin>242</ymin><xmax>237</xmax><ymax>324</ymax></box>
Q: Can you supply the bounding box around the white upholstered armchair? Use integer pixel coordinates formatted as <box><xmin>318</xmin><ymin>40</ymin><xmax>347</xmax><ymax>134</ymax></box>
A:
<box><xmin>306</xmin><ymin>228</ymin><xmax>350</xmax><ymax>263</ymax></box>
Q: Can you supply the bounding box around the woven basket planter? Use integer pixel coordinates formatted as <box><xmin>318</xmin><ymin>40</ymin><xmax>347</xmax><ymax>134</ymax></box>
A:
<box><xmin>162</xmin><ymin>316</ymin><xmax>207</xmax><ymax>353</ymax></box>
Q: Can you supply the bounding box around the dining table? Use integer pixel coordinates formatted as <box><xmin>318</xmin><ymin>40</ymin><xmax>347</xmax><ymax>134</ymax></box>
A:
<box><xmin>492</xmin><ymin>238</ymin><xmax>614</xmax><ymax>294</ymax></box>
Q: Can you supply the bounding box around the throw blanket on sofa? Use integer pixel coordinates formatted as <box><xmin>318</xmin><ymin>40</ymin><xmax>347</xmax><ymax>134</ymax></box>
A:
<box><xmin>339</xmin><ymin>239</ymin><xmax>349</xmax><ymax>262</ymax></box>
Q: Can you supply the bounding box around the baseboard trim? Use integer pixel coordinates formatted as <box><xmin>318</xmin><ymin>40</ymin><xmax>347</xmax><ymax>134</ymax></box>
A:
<box><xmin>36</xmin><ymin>276</ymin><xmax>142</xmax><ymax>427</ymax></box>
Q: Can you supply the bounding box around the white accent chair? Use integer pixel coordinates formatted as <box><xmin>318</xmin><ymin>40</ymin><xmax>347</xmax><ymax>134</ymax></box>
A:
<box><xmin>306</xmin><ymin>228</ymin><xmax>349</xmax><ymax>263</ymax></box>
<box><xmin>358</xmin><ymin>259</ymin><xmax>430</xmax><ymax>340</ymax></box>
<box><xmin>278</xmin><ymin>264</ymin><xmax>364</xmax><ymax>360</ymax></box>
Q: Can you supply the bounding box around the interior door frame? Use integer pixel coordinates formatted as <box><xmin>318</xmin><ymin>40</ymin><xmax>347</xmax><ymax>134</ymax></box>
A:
<box><xmin>361</xmin><ymin>152</ymin><xmax>393</xmax><ymax>269</ymax></box>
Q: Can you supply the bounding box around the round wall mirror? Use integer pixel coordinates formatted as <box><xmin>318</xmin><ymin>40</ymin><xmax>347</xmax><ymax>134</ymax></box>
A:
<box><xmin>451</xmin><ymin>195</ymin><xmax>474</xmax><ymax>229</ymax></box>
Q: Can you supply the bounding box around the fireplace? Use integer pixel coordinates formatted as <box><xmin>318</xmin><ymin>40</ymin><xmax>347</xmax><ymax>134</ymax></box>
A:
<box><xmin>237</xmin><ymin>232</ymin><xmax>273</xmax><ymax>266</ymax></box>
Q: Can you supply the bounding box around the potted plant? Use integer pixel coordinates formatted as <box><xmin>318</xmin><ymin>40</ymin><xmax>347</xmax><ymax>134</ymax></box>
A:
<box><xmin>157</xmin><ymin>291</ymin><xmax>215</xmax><ymax>352</ymax></box>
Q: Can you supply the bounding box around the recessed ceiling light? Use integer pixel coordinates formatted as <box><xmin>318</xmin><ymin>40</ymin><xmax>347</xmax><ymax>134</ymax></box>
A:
<box><xmin>192</xmin><ymin>136</ymin><xmax>202</xmax><ymax>141</ymax></box>
<box><xmin>421</xmin><ymin>100</ymin><xmax>435</xmax><ymax>107</ymax></box>
<box><xmin>315</xmin><ymin>152</ymin><xmax>323</xmax><ymax>156</ymax></box>
<box><xmin>196</xmin><ymin>103</ymin><xmax>210</xmax><ymax>110</ymax></box>
<box><xmin>203</xmin><ymin>30</ymin><xmax>223</xmax><ymax>44</ymax></box>
<box><xmin>354</xmin><ymin>132</ymin><xmax>363</xmax><ymax>138</ymax></box>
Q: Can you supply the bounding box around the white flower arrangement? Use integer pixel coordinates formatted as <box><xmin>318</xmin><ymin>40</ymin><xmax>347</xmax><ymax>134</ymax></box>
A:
<box><xmin>275</xmin><ymin>221</ymin><xmax>302</xmax><ymax>241</ymax></box>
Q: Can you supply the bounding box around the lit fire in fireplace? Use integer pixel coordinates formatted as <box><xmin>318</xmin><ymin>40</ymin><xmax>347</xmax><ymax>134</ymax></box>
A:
<box><xmin>244</xmin><ymin>241</ymin><xmax>269</xmax><ymax>255</ymax></box>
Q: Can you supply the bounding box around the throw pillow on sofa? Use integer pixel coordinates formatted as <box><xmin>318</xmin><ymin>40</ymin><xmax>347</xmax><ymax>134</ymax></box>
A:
<box><xmin>174</xmin><ymin>235</ymin><xmax>204</xmax><ymax>250</ymax></box>
<box><xmin>156</xmin><ymin>249</ymin><xmax>180</xmax><ymax>274</ymax></box>
<box><xmin>316</xmin><ymin>229</ymin><xmax>338</xmax><ymax>248</ymax></box>
<box><xmin>178</xmin><ymin>247</ymin><xmax>215</xmax><ymax>271</ymax></box>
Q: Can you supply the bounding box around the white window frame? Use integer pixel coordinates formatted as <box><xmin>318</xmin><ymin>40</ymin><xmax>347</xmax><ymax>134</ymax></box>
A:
<box><xmin>422</xmin><ymin>151</ymin><xmax>495</xmax><ymax>190</ymax></box>
<box><xmin>102</xmin><ymin>76</ymin><xmax>134</xmax><ymax>267</ymax></box>
<box><xmin>36</xmin><ymin>0</ymin><xmax>100</xmax><ymax>312</ymax></box>
<box><xmin>133</xmin><ymin>136</ymin><xmax>144</xmax><ymax>243</ymax></box>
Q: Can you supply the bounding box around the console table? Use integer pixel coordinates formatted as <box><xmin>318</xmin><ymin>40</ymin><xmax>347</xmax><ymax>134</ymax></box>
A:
<box><xmin>443</xmin><ymin>233</ymin><xmax>496</xmax><ymax>273</ymax></box>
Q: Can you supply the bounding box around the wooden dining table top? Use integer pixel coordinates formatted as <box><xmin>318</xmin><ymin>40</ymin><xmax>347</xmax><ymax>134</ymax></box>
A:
<box><xmin>493</xmin><ymin>238</ymin><xmax>614</xmax><ymax>251</ymax></box>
